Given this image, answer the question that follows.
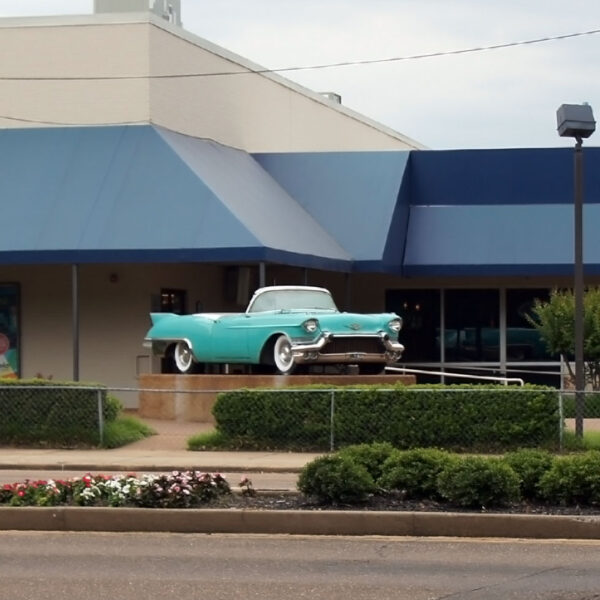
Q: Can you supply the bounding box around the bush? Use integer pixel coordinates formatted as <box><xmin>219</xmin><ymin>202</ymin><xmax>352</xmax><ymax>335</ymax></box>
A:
<box><xmin>378</xmin><ymin>448</ymin><xmax>457</xmax><ymax>499</ymax></box>
<box><xmin>503</xmin><ymin>449</ymin><xmax>554</xmax><ymax>500</ymax></box>
<box><xmin>297</xmin><ymin>454</ymin><xmax>376</xmax><ymax>504</ymax></box>
<box><xmin>336</xmin><ymin>442</ymin><xmax>397</xmax><ymax>482</ymax></box>
<box><xmin>187</xmin><ymin>429</ymin><xmax>229</xmax><ymax>450</ymax></box>
<box><xmin>437</xmin><ymin>456</ymin><xmax>521</xmax><ymax>508</ymax></box>
<box><xmin>211</xmin><ymin>384</ymin><xmax>559</xmax><ymax>452</ymax></box>
<box><xmin>538</xmin><ymin>451</ymin><xmax>600</xmax><ymax>505</ymax></box>
<box><xmin>101</xmin><ymin>416</ymin><xmax>155</xmax><ymax>449</ymax></box>
<box><xmin>0</xmin><ymin>380</ymin><xmax>122</xmax><ymax>447</ymax></box>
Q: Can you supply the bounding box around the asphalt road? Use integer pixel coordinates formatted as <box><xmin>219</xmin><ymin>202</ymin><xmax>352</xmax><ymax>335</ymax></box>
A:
<box><xmin>1</xmin><ymin>532</ymin><xmax>599</xmax><ymax>599</ymax></box>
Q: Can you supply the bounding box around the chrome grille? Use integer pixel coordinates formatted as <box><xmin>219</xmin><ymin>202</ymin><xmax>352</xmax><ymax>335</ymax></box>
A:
<box><xmin>321</xmin><ymin>336</ymin><xmax>385</xmax><ymax>355</ymax></box>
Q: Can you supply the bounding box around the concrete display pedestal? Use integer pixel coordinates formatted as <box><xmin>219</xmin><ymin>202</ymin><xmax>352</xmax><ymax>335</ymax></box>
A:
<box><xmin>138</xmin><ymin>373</ymin><xmax>416</xmax><ymax>423</ymax></box>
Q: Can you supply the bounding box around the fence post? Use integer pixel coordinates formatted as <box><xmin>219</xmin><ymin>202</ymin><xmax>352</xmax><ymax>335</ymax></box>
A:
<box><xmin>558</xmin><ymin>390</ymin><xmax>564</xmax><ymax>451</ymax></box>
<box><xmin>329</xmin><ymin>390</ymin><xmax>335</xmax><ymax>452</ymax></box>
<box><xmin>97</xmin><ymin>388</ymin><xmax>104</xmax><ymax>447</ymax></box>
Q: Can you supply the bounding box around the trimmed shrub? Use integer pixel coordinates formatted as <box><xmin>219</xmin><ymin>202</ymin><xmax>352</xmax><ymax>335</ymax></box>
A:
<box><xmin>437</xmin><ymin>456</ymin><xmax>521</xmax><ymax>508</ymax></box>
<box><xmin>503</xmin><ymin>449</ymin><xmax>554</xmax><ymax>500</ymax></box>
<box><xmin>211</xmin><ymin>384</ymin><xmax>559</xmax><ymax>452</ymax></box>
<box><xmin>378</xmin><ymin>448</ymin><xmax>457</xmax><ymax>499</ymax></box>
<box><xmin>336</xmin><ymin>442</ymin><xmax>397</xmax><ymax>482</ymax></box>
<box><xmin>297</xmin><ymin>454</ymin><xmax>376</xmax><ymax>504</ymax></box>
<box><xmin>0</xmin><ymin>379</ymin><xmax>122</xmax><ymax>447</ymax></box>
<box><xmin>538</xmin><ymin>451</ymin><xmax>600</xmax><ymax>506</ymax></box>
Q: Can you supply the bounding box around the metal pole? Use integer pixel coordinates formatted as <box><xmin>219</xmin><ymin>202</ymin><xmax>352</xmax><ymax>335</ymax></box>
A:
<box><xmin>259</xmin><ymin>262</ymin><xmax>266</xmax><ymax>288</ymax></box>
<box><xmin>72</xmin><ymin>264</ymin><xmax>80</xmax><ymax>382</ymax></box>
<box><xmin>97</xmin><ymin>388</ymin><xmax>104</xmax><ymax>447</ymax></box>
<box><xmin>329</xmin><ymin>390</ymin><xmax>335</xmax><ymax>452</ymax></box>
<box><xmin>574</xmin><ymin>137</ymin><xmax>585</xmax><ymax>437</ymax></box>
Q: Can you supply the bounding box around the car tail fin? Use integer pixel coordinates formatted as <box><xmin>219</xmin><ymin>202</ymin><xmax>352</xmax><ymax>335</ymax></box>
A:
<box><xmin>150</xmin><ymin>312</ymin><xmax>177</xmax><ymax>325</ymax></box>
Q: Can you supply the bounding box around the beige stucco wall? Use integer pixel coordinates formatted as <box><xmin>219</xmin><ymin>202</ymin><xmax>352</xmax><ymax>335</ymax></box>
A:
<box><xmin>0</xmin><ymin>263</ymin><xmax>224</xmax><ymax>406</ymax></box>
<box><xmin>147</xmin><ymin>24</ymin><xmax>422</xmax><ymax>152</ymax></box>
<box><xmin>0</xmin><ymin>18</ymin><xmax>150</xmax><ymax>128</ymax></box>
<box><xmin>0</xmin><ymin>14</ymin><xmax>423</xmax><ymax>151</ymax></box>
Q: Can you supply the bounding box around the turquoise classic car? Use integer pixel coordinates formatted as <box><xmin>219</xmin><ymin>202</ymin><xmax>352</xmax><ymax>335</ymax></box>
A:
<box><xmin>144</xmin><ymin>285</ymin><xmax>404</xmax><ymax>375</ymax></box>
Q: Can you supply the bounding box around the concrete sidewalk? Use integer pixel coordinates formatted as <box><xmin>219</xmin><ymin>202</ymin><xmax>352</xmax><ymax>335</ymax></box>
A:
<box><xmin>0</xmin><ymin>416</ymin><xmax>320</xmax><ymax>490</ymax></box>
<box><xmin>0</xmin><ymin>446</ymin><xmax>321</xmax><ymax>474</ymax></box>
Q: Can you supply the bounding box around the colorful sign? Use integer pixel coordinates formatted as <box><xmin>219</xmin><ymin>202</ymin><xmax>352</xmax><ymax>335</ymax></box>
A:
<box><xmin>0</xmin><ymin>284</ymin><xmax>19</xmax><ymax>378</ymax></box>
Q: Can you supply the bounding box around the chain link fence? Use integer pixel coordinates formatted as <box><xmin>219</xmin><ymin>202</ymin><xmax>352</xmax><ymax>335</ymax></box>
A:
<box><xmin>0</xmin><ymin>385</ymin><xmax>113</xmax><ymax>447</ymax></box>
<box><xmin>2</xmin><ymin>384</ymin><xmax>600</xmax><ymax>450</ymax></box>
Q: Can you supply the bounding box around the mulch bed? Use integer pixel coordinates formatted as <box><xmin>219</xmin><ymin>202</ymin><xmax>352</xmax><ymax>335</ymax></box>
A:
<box><xmin>216</xmin><ymin>491</ymin><xmax>600</xmax><ymax>516</ymax></box>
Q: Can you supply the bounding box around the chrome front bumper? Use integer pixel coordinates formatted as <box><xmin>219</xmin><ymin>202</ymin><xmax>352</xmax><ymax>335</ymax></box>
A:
<box><xmin>291</xmin><ymin>332</ymin><xmax>404</xmax><ymax>365</ymax></box>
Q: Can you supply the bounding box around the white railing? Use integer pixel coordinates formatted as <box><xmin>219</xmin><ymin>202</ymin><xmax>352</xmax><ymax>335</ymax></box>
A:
<box><xmin>386</xmin><ymin>366</ymin><xmax>524</xmax><ymax>386</ymax></box>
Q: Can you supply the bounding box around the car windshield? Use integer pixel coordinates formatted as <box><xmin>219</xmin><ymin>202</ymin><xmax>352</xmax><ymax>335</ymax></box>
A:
<box><xmin>248</xmin><ymin>289</ymin><xmax>338</xmax><ymax>313</ymax></box>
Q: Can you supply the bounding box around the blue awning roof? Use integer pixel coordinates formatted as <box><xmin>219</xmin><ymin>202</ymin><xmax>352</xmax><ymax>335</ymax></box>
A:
<box><xmin>254</xmin><ymin>151</ymin><xmax>411</xmax><ymax>271</ymax></box>
<box><xmin>402</xmin><ymin>148</ymin><xmax>600</xmax><ymax>277</ymax></box>
<box><xmin>2</xmin><ymin>125</ymin><xmax>600</xmax><ymax>278</ymax></box>
<box><xmin>0</xmin><ymin>125</ymin><xmax>351</xmax><ymax>270</ymax></box>
<box><xmin>404</xmin><ymin>204</ymin><xmax>600</xmax><ymax>276</ymax></box>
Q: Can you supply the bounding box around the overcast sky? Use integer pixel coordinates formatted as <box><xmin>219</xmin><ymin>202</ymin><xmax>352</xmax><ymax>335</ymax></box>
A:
<box><xmin>1</xmin><ymin>0</ymin><xmax>599</xmax><ymax>149</ymax></box>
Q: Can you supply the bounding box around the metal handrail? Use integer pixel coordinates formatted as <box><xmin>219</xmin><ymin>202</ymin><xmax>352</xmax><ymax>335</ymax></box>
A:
<box><xmin>386</xmin><ymin>366</ymin><xmax>524</xmax><ymax>386</ymax></box>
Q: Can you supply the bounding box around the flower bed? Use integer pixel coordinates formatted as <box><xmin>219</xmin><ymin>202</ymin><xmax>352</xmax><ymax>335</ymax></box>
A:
<box><xmin>0</xmin><ymin>471</ymin><xmax>232</xmax><ymax>508</ymax></box>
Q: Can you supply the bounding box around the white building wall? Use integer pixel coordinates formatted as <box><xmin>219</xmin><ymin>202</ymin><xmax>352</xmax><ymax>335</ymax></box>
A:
<box><xmin>0</xmin><ymin>13</ymin><xmax>423</xmax><ymax>151</ymax></box>
<box><xmin>0</xmin><ymin>17</ymin><xmax>151</xmax><ymax>128</ymax></box>
<box><xmin>147</xmin><ymin>24</ymin><xmax>422</xmax><ymax>152</ymax></box>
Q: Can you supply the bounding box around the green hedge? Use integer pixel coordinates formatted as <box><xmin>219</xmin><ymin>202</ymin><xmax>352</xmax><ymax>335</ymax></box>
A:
<box><xmin>211</xmin><ymin>384</ymin><xmax>559</xmax><ymax>451</ymax></box>
<box><xmin>299</xmin><ymin>445</ymin><xmax>600</xmax><ymax>507</ymax></box>
<box><xmin>0</xmin><ymin>379</ymin><xmax>121</xmax><ymax>447</ymax></box>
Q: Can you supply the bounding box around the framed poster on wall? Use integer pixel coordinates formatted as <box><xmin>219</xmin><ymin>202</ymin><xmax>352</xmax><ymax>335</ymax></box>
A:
<box><xmin>0</xmin><ymin>283</ymin><xmax>19</xmax><ymax>379</ymax></box>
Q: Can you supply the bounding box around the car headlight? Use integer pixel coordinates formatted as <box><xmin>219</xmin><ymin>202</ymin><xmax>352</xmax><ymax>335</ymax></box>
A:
<box><xmin>388</xmin><ymin>317</ymin><xmax>403</xmax><ymax>332</ymax></box>
<box><xmin>302</xmin><ymin>318</ymin><xmax>320</xmax><ymax>333</ymax></box>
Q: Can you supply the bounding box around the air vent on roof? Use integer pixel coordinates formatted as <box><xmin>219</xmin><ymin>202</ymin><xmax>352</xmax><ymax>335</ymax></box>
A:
<box><xmin>94</xmin><ymin>0</ymin><xmax>182</xmax><ymax>26</ymax></box>
<box><xmin>320</xmin><ymin>92</ymin><xmax>342</xmax><ymax>104</ymax></box>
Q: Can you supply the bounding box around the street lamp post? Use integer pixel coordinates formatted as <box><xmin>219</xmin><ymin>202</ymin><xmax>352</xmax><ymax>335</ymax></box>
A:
<box><xmin>556</xmin><ymin>103</ymin><xmax>596</xmax><ymax>437</ymax></box>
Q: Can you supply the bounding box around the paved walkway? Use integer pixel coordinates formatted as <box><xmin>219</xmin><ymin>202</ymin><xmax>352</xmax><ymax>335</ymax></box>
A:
<box><xmin>0</xmin><ymin>416</ymin><xmax>321</xmax><ymax>490</ymax></box>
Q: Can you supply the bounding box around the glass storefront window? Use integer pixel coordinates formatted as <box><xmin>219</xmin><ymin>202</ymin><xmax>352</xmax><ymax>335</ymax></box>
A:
<box><xmin>506</xmin><ymin>288</ymin><xmax>552</xmax><ymax>361</ymax></box>
<box><xmin>385</xmin><ymin>289</ymin><xmax>440</xmax><ymax>362</ymax></box>
<box><xmin>444</xmin><ymin>289</ymin><xmax>499</xmax><ymax>362</ymax></box>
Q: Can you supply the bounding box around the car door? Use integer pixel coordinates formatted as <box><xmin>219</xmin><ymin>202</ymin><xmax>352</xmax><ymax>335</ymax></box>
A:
<box><xmin>210</xmin><ymin>314</ymin><xmax>250</xmax><ymax>361</ymax></box>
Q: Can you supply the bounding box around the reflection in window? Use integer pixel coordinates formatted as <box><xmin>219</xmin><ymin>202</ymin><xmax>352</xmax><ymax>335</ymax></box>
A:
<box><xmin>506</xmin><ymin>288</ymin><xmax>552</xmax><ymax>361</ymax></box>
<box><xmin>385</xmin><ymin>290</ymin><xmax>440</xmax><ymax>362</ymax></box>
<box><xmin>161</xmin><ymin>289</ymin><xmax>187</xmax><ymax>314</ymax></box>
<box><xmin>444</xmin><ymin>290</ymin><xmax>499</xmax><ymax>362</ymax></box>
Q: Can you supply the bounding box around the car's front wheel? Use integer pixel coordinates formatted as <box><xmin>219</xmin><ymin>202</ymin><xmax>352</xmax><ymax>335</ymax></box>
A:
<box><xmin>173</xmin><ymin>340</ymin><xmax>202</xmax><ymax>374</ymax></box>
<box><xmin>273</xmin><ymin>335</ymin><xmax>296</xmax><ymax>375</ymax></box>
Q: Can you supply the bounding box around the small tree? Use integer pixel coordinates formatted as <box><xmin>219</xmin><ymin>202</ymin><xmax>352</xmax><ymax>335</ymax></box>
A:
<box><xmin>528</xmin><ymin>288</ymin><xmax>600</xmax><ymax>390</ymax></box>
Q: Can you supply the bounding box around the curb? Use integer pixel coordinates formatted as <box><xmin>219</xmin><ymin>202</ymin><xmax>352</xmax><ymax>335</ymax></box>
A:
<box><xmin>0</xmin><ymin>464</ymin><xmax>301</xmax><ymax>473</ymax></box>
<box><xmin>2</xmin><ymin>507</ymin><xmax>600</xmax><ymax>539</ymax></box>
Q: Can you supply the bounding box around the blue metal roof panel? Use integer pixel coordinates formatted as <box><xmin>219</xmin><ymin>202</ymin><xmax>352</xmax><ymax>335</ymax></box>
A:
<box><xmin>410</xmin><ymin>147</ymin><xmax>600</xmax><ymax>206</ymax></box>
<box><xmin>404</xmin><ymin>203</ymin><xmax>600</xmax><ymax>276</ymax></box>
<box><xmin>0</xmin><ymin>126</ymin><xmax>351</xmax><ymax>269</ymax></box>
<box><xmin>157</xmin><ymin>129</ymin><xmax>350</xmax><ymax>262</ymax></box>
<box><xmin>253</xmin><ymin>151</ymin><xmax>411</xmax><ymax>261</ymax></box>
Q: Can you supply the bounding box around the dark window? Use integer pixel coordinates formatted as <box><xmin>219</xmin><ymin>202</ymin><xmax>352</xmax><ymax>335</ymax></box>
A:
<box><xmin>386</xmin><ymin>289</ymin><xmax>440</xmax><ymax>362</ymax></box>
<box><xmin>506</xmin><ymin>288</ymin><xmax>552</xmax><ymax>361</ymax></box>
<box><xmin>444</xmin><ymin>289</ymin><xmax>499</xmax><ymax>362</ymax></box>
<box><xmin>160</xmin><ymin>289</ymin><xmax>187</xmax><ymax>314</ymax></box>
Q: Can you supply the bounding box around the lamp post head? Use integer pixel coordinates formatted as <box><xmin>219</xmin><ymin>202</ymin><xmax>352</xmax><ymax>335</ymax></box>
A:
<box><xmin>557</xmin><ymin>103</ymin><xmax>596</xmax><ymax>139</ymax></box>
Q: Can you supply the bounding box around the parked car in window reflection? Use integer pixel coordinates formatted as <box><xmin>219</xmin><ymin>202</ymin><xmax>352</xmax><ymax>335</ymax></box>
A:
<box><xmin>437</xmin><ymin>327</ymin><xmax>548</xmax><ymax>361</ymax></box>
